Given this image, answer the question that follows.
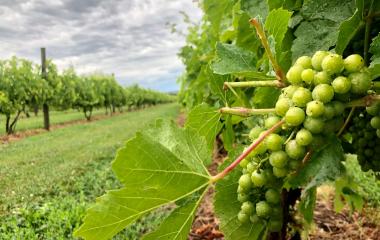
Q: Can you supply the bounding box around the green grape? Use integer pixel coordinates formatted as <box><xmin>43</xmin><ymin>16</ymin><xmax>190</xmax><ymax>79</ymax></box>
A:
<box><xmin>332</xmin><ymin>101</ymin><xmax>345</xmax><ymax>115</ymax></box>
<box><xmin>303</xmin><ymin>116</ymin><xmax>325</xmax><ymax>134</ymax></box>
<box><xmin>301</xmin><ymin>69</ymin><xmax>315</xmax><ymax>84</ymax></box>
<box><xmin>286</xmin><ymin>65</ymin><xmax>304</xmax><ymax>84</ymax></box>
<box><xmin>238</xmin><ymin>211</ymin><xmax>250</xmax><ymax>223</ymax></box>
<box><xmin>292</xmin><ymin>87</ymin><xmax>312</xmax><ymax>107</ymax></box>
<box><xmin>238</xmin><ymin>193</ymin><xmax>249</xmax><ymax>202</ymax></box>
<box><xmin>268</xmin><ymin>219</ymin><xmax>283</xmax><ymax>232</ymax></box>
<box><xmin>289</xmin><ymin>159</ymin><xmax>301</xmax><ymax>170</ymax></box>
<box><xmin>296</xmin><ymin>128</ymin><xmax>313</xmax><ymax>146</ymax></box>
<box><xmin>321</xmin><ymin>53</ymin><xmax>344</xmax><ymax>74</ymax></box>
<box><xmin>285</xmin><ymin>140</ymin><xmax>306</xmax><ymax>159</ymax></box>
<box><xmin>265</xmin><ymin>133</ymin><xmax>284</xmax><ymax>151</ymax></box>
<box><xmin>250</xmin><ymin>140</ymin><xmax>267</xmax><ymax>155</ymax></box>
<box><xmin>256</xmin><ymin>201</ymin><xmax>272</xmax><ymax>217</ymax></box>
<box><xmin>349</xmin><ymin>72</ymin><xmax>372</xmax><ymax>95</ymax></box>
<box><xmin>283</xmin><ymin>85</ymin><xmax>299</xmax><ymax>98</ymax></box>
<box><xmin>237</xmin><ymin>186</ymin><xmax>246</xmax><ymax>193</ymax></box>
<box><xmin>269</xmin><ymin>151</ymin><xmax>288</xmax><ymax>168</ymax></box>
<box><xmin>246</xmin><ymin>162</ymin><xmax>257</xmax><ymax>173</ymax></box>
<box><xmin>249</xmin><ymin>126</ymin><xmax>265</xmax><ymax>140</ymax></box>
<box><xmin>306</xmin><ymin>100</ymin><xmax>325</xmax><ymax>117</ymax></box>
<box><xmin>295</xmin><ymin>56</ymin><xmax>312</xmax><ymax>68</ymax></box>
<box><xmin>311</xmin><ymin>51</ymin><xmax>329</xmax><ymax>70</ymax></box>
<box><xmin>324</xmin><ymin>103</ymin><xmax>336</xmax><ymax>119</ymax></box>
<box><xmin>314</xmin><ymin>71</ymin><xmax>331</xmax><ymax>85</ymax></box>
<box><xmin>377</xmin><ymin>129</ymin><xmax>380</xmax><ymax>138</ymax></box>
<box><xmin>265</xmin><ymin>116</ymin><xmax>281</xmax><ymax>130</ymax></box>
<box><xmin>251</xmin><ymin>170</ymin><xmax>267</xmax><ymax>187</ymax></box>
<box><xmin>285</xmin><ymin>107</ymin><xmax>306</xmax><ymax>126</ymax></box>
<box><xmin>366</xmin><ymin>103</ymin><xmax>380</xmax><ymax>116</ymax></box>
<box><xmin>271</xmin><ymin>207</ymin><xmax>283</xmax><ymax>218</ymax></box>
<box><xmin>312</xmin><ymin>84</ymin><xmax>334</xmax><ymax>103</ymax></box>
<box><xmin>250</xmin><ymin>214</ymin><xmax>262</xmax><ymax>224</ymax></box>
<box><xmin>371</xmin><ymin>116</ymin><xmax>380</xmax><ymax>129</ymax></box>
<box><xmin>272</xmin><ymin>167</ymin><xmax>288</xmax><ymax>177</ymax></box>
<box><xmin>239</xmin><ymin>158</ymin><xmax>250</xmax><ymax>168</ymax></box>
<box><xmin>239</xmin><ymin>174</ymin><xmax>252</xmax><ymax>189</ymax></box>
<box><xmin>241</xmin><ymin>201</ymin><xmax>255</xmax><ymax>214</ymax></box>
<box><xmin>265</xmin><ymin>189</ymin><xmax>281</xmax><ymax>204</ymax></box>
<box><xmin>332</xmin><ymin>76</ymin><xmax>351</xmax><ymax>94</ymax></box>
<box><xmin>275</xmin><ymin>98</ymin><xmax>291</xmax><ymax>116</ymax></box>
<box><xmin>344</xmin><ymin>54</ymin><xmax>364</xmax><ymax>73</ymax></box>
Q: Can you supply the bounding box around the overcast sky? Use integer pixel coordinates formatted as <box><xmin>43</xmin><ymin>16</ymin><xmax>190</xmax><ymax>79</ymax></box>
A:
<box><xmin>0</xmin><ymin>0</ymin><xmax>202</xmax><ymax>92</ymax></box>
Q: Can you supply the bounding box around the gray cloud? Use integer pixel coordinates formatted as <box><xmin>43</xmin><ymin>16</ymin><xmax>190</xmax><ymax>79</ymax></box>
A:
<box><xmin>0</xmin><ymin>0</ymin><xmax>202</xmax><ymax>91</ymax></box>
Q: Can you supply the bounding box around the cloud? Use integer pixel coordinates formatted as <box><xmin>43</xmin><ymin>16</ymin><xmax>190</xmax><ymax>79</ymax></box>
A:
<box><xmin>0</xmin><ymin>0</ymin><xmax>202</xmax><ymax>91</ymax></box>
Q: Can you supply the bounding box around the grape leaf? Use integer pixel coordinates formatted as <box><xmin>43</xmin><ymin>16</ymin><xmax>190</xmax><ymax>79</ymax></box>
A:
<box><xmin>214</xmin><ymin>148</ymin><xmax>266</xmax><ymax>240</ymax></box>
<box><xmin>265</xmin><ymin>8</ymin><xmax>292</xmax><ymax>56</ymax></box>
<box><xmin>298</xmin><ymin>187</ymin><xmax>317</xmax><ymax>224</ymax></box>
<box><xmin>335</xmin><ymin>0</ymin><xmax>365</xmax><ymax>54</ymax></box>
<box><xmin>241</xmin><ymin>0</ymin><xmax>269</xmax><ymax>20</ymax></box>
<box><xmin>334</xmin><ymin>175</ymin><xmax>363</xmax><ymax>213</ymax></box>
<box><xmin>142</xmin><ymin>188</ymin><xmax>208</xmax><ymax>240</ymax></box>
<box><xmin>369</xmin><ymin>33</ymin><xmax>380</xmax><ymax>79</ymax></box>
<box><xmin>301</xmin><ymin>0</ymin><xmax>355</xmax><ymax>23</ymax></box>
<box><xmin>203</xmin><ymin>0</ymin><xmax>235</xmax><ymax>35</ymax></box>
<box><xmin>74</xmin><ymin>120</ymin><xmax>211</xmax><ymax>239</ymax></box>
<box><xmin>185</xmin><ymin>103</ymin><xmax>223</xmax><ymax>151</ymax></box>
<box><xmin>286</xmin><ymin>136</ymin><xmax>345</xmax><ymax>191</ymax></box>
<box><xmin>212</xmin><ymin>43</ymin><xmax>274</xmax><ymax>79</ymax></box>
<box><xmin>252</xmin><ymin>87</ymin><xmax>281</xmax><ymax>108</ymax></box>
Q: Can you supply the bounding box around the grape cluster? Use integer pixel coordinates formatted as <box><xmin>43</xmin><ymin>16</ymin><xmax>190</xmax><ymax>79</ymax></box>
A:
<box><xmin>236</xmin><ymin>51</ymin><xmax>374</xmax><ymax>231</ymax></box>
<box><xmin>343</xmin><ymin>104</ymin><xmax>380</xmax><ymax>171</ymax></box>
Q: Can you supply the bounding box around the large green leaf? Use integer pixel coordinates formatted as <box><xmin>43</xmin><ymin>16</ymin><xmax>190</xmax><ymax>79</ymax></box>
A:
<box><xmin>212</xmin><ymin>43</ymin><xmax>274</xmax><ymax>79</ymax></box>
<box><xmin>241</xmin><ymin>0</ymin><xmax>269</xmax><ymax>20</ymax></box>
<box><xmin>214</xmin><ymin>148</ymin><xmax>266</xmax><ymax>240</ymax></box>
<box><xmin>203</xmin><ymin>0</ymin><xmax>236</xmax><ymax>35</ymax></box>
<box><xmin>74</xmin><ymin>120</ymin><xmax>211</xmax><ymax>239</ymax></box>
<box><xmin>369</xmin><ymin>33</ymin><xmax>380</xmax><ymax>79</ymax></box>
<box><xmin>185</xmin><ymin>103</ymin><xmax>223</xmax><ymax>151</ymax></box>
<box><xmin>298</xmin><ymin>187</ymin><xmax>317</xmax><ymax>224</ymax></box>
<box><xmin>335</xmin><ymin>0</ymin><xmax>365</xmax><ymax>54</ymax></box>
<box><xmin>265</xmin><ymin>8</ymin><xmax>292</xmax><ymax>56</ymax></box>
<box><xmin>286</xmin><ymin>136</ymin><xmax>345</xmax><ymax>191</ymax></box>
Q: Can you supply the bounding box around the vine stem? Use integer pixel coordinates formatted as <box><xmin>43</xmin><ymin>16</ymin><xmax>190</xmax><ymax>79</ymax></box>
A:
<box><xmin>346</xmin><ymin>94</ymin><xmax>380</xmax><ymax>107</ymax></box>
<box><xmin>223</xmin><ymin>80</ymin><xmax>285</xmax><ymax>89</ymax></box>
<box><xmin>211</xmin><ymin>119</ymin><xmax>285</xmax><ymax>183</ymax></box>
<box><xmin>337</xmin><ymin>107</ymin><xmax>356</xmax><ymax>136</ymax></box>
<box><xmin>250</xmin><ymin>18</ymin><xmax>285</xmax><ymax>82</ymax></box>
<box><xmin>364</xmin><ymin>3</ymin><xmax>374</xmax><ymax>64</ymax></box>
<box><xmin>219</xmin><ymin>107</ymin><xmax>276</xmax><ymax>117</ymax></box>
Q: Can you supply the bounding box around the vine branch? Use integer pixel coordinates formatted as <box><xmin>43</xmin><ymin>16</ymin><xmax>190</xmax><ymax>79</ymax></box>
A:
<box><xmin>211</xmin><ymin>119</ymin><xmax>285</xmax><ymax>183</ymax></box>
<box><xmin>250</xmin><ymin>18</ymin><xmax>285</xmax><ymax>82</ymax></box>
<box><xmin>219</xmin><ymin>107</ymin><xmax>276</xmax><ymax>117</ymax></box>
<box><xmin>345</xmin><ymin>94</ymin><xmax>380</xmax><ymax>107</ymax></box>
<box><xmin>223</xmin><ymin>80</ymin><xmax>285</xmax><ymax>90</ymax></box>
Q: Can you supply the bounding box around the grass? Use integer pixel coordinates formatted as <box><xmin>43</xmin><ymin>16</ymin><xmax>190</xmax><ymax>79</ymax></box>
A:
<box><xmin>0</xmin><ymin>103</ymin><xmax>179</xmax><ymax>239</ymax></box>
<box><xmin>0</xmin><ymin>108</ymin><xmax>107</xmax><ymax>135</ymax></box>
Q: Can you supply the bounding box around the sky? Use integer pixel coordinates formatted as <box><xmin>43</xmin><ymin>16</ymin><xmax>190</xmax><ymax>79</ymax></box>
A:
<box><xmin>0</xmin><ymin>0</ymin><xmax>203</xmax><ymax>92</ymax></box>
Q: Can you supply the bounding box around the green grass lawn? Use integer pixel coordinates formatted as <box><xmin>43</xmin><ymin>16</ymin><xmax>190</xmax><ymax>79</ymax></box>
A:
<box><xmin>0</xmin><ymin>108</ymin><xmax>108</xmax><ymax>135</ymax></box>
<box><xmin>0</xmin><ymin>103</ymin><xmax>179</xmax><ymax>239</ymax></box>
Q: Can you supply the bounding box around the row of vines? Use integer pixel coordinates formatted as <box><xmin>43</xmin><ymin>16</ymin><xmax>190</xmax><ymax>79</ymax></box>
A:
<box><xmin>74</xmin><ymin>0</ymin><xmax>380</xmax><ymax>240</ymax></box>
<box><xmin>0</xmin><ymin>56</ymin><xmax>174</xmax><ymax>134</ymax></box>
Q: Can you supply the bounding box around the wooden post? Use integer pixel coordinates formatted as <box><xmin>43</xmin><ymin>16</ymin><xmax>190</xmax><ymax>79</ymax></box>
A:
<box><xmin>41</xmin><ymin>48</ymin><xmax>50</xmax><ymax>130</ymax></box>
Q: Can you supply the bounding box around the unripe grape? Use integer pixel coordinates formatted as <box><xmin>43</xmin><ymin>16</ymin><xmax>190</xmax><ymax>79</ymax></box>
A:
<box><xmin>332</xmin><ymin>76</ymin><xmax>351</xmax><ymax>94</ymax></box>
<box><xmin>371</xmin><ymin>116</ymin><xmax>380</xmax><ymax>129</ymax></box>
<box><xmin>285</xmin><ymin>107</ymin><xmax>305</xmax><ymax>126</ymax></box>
<box><xmin>301</xmin><ymin>69</ymin><xmax>315</xmax><ymax>84</ymax></box>
<box><xmin>312</xmin><ymin>84</ymin><xmax>334</xmax><ymax>103</ymax></box>
<box><xmin>292</xmin><ymin>87</ymin><xmax>312</xmax><ymax>107</ymax></box>
<box><xmin>332</xmin><ymin>101</ymin><xmax>345</xmax><ymax>115</ymax></box>
<box><xmin>286</xmin><ymin>65</ymin><xmax>304</xmax><ymax>84</ymax></box>
<box><xmin>314</xmin><ymin>71</ymin><xmax>331</xmax><ymax>85</ymax></box>
<box><xmin>321</xmin><ymin>53</ymin><xmax>344</xmax><ymax>74</ymax></box>
<box><xmin>238</xmin><ymin>211</ymin><xmax>250</xmax><ymax>223</ymax></box>
<box><xmin>311</xmin><ymin>51</ymin><xmax>329</xmax><ymax>70</ymax></box>
<box><xmin>265</xmin><ymin>133</ymin><xmax>284</xmax><ymax>151</ymax></box>
<box><xmin>246</xmin><ymin>162</ymin><xmax>257</xmax><ymax>173</ymax></box>
<box><xmin>349</xmin><ymin>72</ymin><xmax>372</xmax><ymax>95</ymax></box>
<box><xmin>249</xmin><ymin>126</ymin><xmax>265</xmax><ymax>141</ymax></box>
<box><xmin>256</xmin><ymin>201</ymin><xmax>272</xmax><ymax>217</ymax></box>
<box><xmin>377</xmin><ymin>129</ymin><xmax>380</xmax><ymax>138</ymax></box>
<box><xmin>265</xmin><ymin>189</ymin><xmax>281</xmax><ymax>204</ymax></box>
<box><xmin>344</xmin><ymin>54</ymin><xmax>364</xmax><ymax>73</ymax></box>
<box><xmin>306</xmin><ymin>100</ymin><xmax>325</xmax><ymax>117</ymax></box>
<box><xmin>303</xmin><ymin>117</ymin><xmax>325</xmax><ymax>134</ymax></box>
<box><xmin>268</xmin><ymin>219</ymin><xmax>283</xmax><ymax>232</ymax></box>
<box><xmin>295</xmin><ymin>56</ymin><xmax>312</xmax><ymax>68</ymax></box>
<box><xmin>239</xmin><ymin>174</ymin><xmax>252</xmax><ymax>190</ymax></box>
<box><xmin>283</xmin><ymin>85</ymin><xmax>299</xmax><ymax>98</ymax></box>
<box><xmin>241</xmin><ymin>201</ymin><xmax>255</xmax><ymax>214</ymax></box>
<box><xmin>251</xmin><ymin>170</ymin><xmax>267</xmax><ymax>187</ymax></box>
<box><xmin>249</xmin><ymin>140</ymin><xmax>267</xmax><ymax>155</ymax></box>
<box><xmin>238</xmin><ymin>193</ymin><xmax>249</xmax><ymax>202</ymax></box>
<box><xmin>289</xmin><ymin>159</ymin><xmax>301</xmax><ymax>170</ymax></box>
<box><xmin>275</xmin><ymin>98</ymin><xmax>291</xmax><ymax>116</ymax></box>
<box><xmin>366</xmin><ymin>103</ymin><xmax>380</xmax><ymax>116</ymax></box>
<box><xmin>250</xmin><ymin>214</ymin><xmax>262</xmax><ymax>224</ymax></box>
<box><xmin>272</xmin><ymin>167</ymin><xmax>288</xmax><ymax>177</ymax></box>
<box><xmin>239</xmin><ymin>158</ymin><xmax>249</xmax><ymax>168</ymax></box>
<box><xmin>296</xmin><ymin>128</ymin><xmax>313</xmax><ymax>146</ymax></box>
<box><xmin>265</xmin><ymin>116</ymin><xmax>281</xmax><ymax>130</ymax></box>
<box><xmin>269</xmin><ymin>151</ymin><xmax>289</xmax><ymax>168</ymax></box>
<box><xmin>285</xmin><ymin>140</ymin><xmax>306</xmax><ymax>159</ymax></box>
<box><xmin>323</xmin><ymin>103</ymin><xmax>335</xmax><ymax>119</ymax></box>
